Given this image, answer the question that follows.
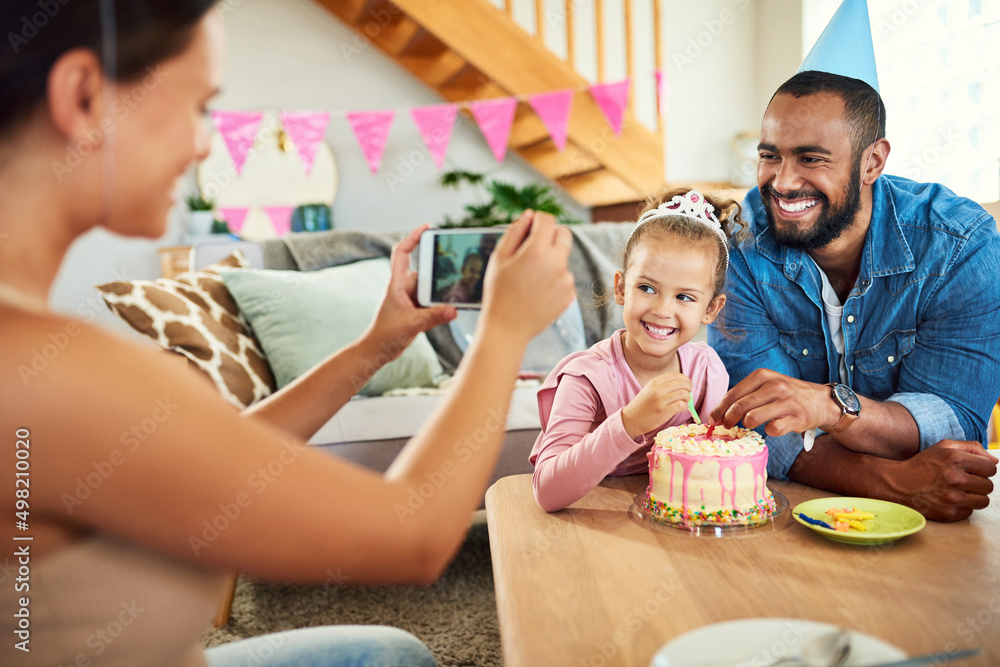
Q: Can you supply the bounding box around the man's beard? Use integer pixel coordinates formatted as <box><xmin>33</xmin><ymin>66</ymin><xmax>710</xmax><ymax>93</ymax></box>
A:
<box><xmin>763</xmin><ymin>165</ymin><xmax>862</xmax><ymax>251</ymax></box>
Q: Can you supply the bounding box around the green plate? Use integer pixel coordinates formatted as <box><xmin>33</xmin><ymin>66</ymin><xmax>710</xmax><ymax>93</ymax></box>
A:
<box><xmin>792</xmin><ymin>497</ymin><xmax>926</xmax><ymax>545</ymax></box>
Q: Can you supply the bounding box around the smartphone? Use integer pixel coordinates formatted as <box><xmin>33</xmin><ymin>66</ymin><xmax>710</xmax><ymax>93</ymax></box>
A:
<box><xmin>416</xmin><ymin>227</ymin><xmax>505</xmax><ymax>309</ymax></box>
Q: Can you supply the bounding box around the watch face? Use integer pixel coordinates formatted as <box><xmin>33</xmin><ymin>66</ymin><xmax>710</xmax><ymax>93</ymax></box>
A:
<box><xmin>834</xmin><ymin>384</ymin><xmax>861</xmax><ymax>413</ymax></box>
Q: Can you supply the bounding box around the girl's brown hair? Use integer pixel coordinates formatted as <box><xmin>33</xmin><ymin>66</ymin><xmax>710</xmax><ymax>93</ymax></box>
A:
<box><xmin>621</xmin><ymin>188</ymin><xmax>748</xmax><ymax>297</ymax></box>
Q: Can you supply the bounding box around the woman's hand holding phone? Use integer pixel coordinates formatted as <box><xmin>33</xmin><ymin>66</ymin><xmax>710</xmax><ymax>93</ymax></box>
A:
<box><xmin>364</xmin><ymin>224</ymin><xmax>458</xmax><ymax>361</ymax></box>
<box><xmin>479</xmin><ymin>210</ymin><xmax>576</xmax><ymax>347</ymax></box>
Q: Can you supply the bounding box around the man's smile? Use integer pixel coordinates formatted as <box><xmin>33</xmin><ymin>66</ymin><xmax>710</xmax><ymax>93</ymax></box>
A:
<box><xmin>770</xmin><ymin>191</ymin><xmax>823</xmax><ymax>221</ymax></box>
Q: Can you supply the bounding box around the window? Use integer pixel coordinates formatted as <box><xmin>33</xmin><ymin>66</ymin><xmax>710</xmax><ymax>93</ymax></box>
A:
<box><xmin>804</xmin><ymin>0</ymin><xmax>1000</xmax><ymax>202</ymax></box>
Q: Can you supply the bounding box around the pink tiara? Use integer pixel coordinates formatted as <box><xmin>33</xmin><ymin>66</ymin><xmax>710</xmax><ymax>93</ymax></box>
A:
<box><xmin>630</xmin><ymin>189</ymin><xmax>729</xmax><ymax>269</ymax></box>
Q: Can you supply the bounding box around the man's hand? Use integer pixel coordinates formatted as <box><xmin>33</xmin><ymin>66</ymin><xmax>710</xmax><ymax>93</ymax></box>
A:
<box><xmin>621</xmin><ymin>373</ymin><xmax>693</xmax><ymax>440</ymax></box>
<box><xmin>710</xmin><ymin>368</ymin><xmax>840</xmax><ymax>436</ymax></box>
<box><xmin>892</xmin><ymin>440</ymin><xmax>997</xmax><ymax>522</ymax></box>
<box><xmin>365</xmin><ymin>224</ymin><xmax>457</xmax><ymax>361</ymax></box>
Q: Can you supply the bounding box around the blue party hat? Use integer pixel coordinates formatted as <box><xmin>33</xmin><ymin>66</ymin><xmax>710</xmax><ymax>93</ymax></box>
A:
<box><xmin>798</xmin><ymin>0</ymin><xmax>879</xmax><ymax>94</ymax></box>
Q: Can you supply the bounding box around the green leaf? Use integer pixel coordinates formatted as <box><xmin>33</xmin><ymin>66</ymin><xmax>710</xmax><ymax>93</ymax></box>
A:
<box><xmin>185</xmin><ymin>194</ymin><xmax>215</xmax><ymax>211</ymax></box>
<box><xmin>440</xmin><ymin>170</ymin><xmax>486</xmax><ymax>188</ymax></box>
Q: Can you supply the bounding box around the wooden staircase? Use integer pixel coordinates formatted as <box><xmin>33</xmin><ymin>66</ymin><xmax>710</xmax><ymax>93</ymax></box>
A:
<box><xmin>313</xmin><ymin>0</ymin><xmax>665</xmax><ymax>207</ymax></box>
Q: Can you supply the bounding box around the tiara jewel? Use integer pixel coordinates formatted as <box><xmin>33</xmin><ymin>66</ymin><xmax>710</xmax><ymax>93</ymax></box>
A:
<box><xmin>629</xmin><ymin>189</ymin><xmax>729</xmax><ymax>270</ymax></box>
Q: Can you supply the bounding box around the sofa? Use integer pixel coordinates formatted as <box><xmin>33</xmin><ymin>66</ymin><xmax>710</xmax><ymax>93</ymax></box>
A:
<box><xmin>98</xmin><ymin>223</ymin><xmax>633</xmax><ymax>504</ymax></box>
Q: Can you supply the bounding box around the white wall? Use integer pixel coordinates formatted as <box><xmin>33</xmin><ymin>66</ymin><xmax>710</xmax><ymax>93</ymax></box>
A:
<box><xmin>756</xmin><ymin>1</ymin><xmax>804</xmax><ymax>122</ymax></box>
<box><xmin>659</xmin><ymin>0</ymin><xmax>759</xmax><ymax>184</ymax></box>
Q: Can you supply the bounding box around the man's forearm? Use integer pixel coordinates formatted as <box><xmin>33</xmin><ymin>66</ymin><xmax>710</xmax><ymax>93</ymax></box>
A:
<box><xmin>787</xmin><ymin>433</ymin><xmax>902</xmax><ymax>500</ymax></box>
<box><xmin>828</xmin><ymin>395</ymin><xmax>920</xmax><ymax>459</ymax></box>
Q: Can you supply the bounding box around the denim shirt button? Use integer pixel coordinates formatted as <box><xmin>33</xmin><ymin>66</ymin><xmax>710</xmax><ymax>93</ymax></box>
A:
<box><xmin>847</xmin><ymin>315</ymin><xmax>855</xmax><ymax>323</ymax></box>
<box><xmin>850</xmin><ymin>364</ymin><xmax>854</xmax><ymax>371</ymax></box>
<box><xmin>887</xmin><ymin>355</ymin><xmax>895</xmax><ymax>363</ymax></box>
<box><xmin>802</xmin><ymin>348</ymin><xmax>809</xmax><ymax>356</ymax></box>
<box><xmin>789</xmin><ymin>262</ymin><xmax>797</xmax><ymax>271</ymax></box>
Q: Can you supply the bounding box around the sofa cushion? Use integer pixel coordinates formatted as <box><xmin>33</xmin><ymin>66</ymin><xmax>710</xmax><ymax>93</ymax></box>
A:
<box><xmin>96</xmin><ymin>251</ymin><xmax>277</xmax><ymax>408</ymax></box>
<box><xmin>219</xmin><ymin>258</ymin><xmax>447</xmax><ymax>396</ymax></box>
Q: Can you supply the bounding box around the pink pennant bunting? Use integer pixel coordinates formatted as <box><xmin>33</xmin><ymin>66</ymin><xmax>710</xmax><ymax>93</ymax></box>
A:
<box><xmin>346</xmin><ymin>110</ymin><xmax>395</xmax><ymax>175</ymax></box>
<box><xmin>655</xmin><ymin>70</ymin><xmax>669</xmax><ymax>115</ymax></box>
<box><xmin>528</xmin><ymin>89</ymin><xmax>574</xmax><ymax>151</ymax></box>
<box><xmin>216</xmin><ymin>207</ymin><xmax>250</xmax><ymax>233</ymax></box>
<box><xmin>410</xmin><ymin>104</ymin><xmax>458</xmax><ymax>169</ymax></box>
<box><xmin>589</xmin><ymin>79</ymin><xmax>630</xmax><ymax>136</ymax></box>
<box><xmin>211</xmin><ymin>111</ymin><xmax>263</xmax><ymax>175</ymax></box>
<box><xmin>264</xmin><ymin>206</ymin><xmax>295</xmax><ymax>237</ymax></box>
<box><xmin>280</xmin><ymin>112</ymin><xmax>331</xmax><ymax>175</ymax></box>
<box><xmin>469</xmin><ymin>97</ymin><xmax>518</xmax><ymax>163</ymax></box>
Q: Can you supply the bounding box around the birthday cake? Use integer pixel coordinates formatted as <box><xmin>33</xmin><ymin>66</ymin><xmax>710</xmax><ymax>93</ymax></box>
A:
<box><xmin>645</xmin><ymin>424</ymin><xmax>776</xmax><ymax>526</ymax></box>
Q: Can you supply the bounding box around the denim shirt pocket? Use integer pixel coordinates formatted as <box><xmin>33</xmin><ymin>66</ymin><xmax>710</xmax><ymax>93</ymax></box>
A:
<box><xmin>853</xmin><ymin>329</ymin><xmax>916</xmax><ymax>397</ymax></box>
<box><xmin>777</xmin><ymin>329</ymin><xmax>827</xmax><ymax>382</ymax></box>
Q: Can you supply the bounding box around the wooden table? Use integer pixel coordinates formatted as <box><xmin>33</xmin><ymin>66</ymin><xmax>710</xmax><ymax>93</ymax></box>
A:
<box><xmin>486</xmin><ymin>474</ymin><xmax>999</xmax><ymax>666</ymax></box>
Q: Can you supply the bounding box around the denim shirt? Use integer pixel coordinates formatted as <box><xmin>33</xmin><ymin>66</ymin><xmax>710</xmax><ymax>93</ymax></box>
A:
<box><xmin>708</xmin><ymin>175</ymin><xmax>1000</xmax><ymax>478</ymax></box>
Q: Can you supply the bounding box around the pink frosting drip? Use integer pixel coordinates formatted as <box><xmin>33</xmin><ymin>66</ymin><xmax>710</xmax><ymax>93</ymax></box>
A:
<box><xmin>718</xmin><ymin>460</ymin><xmax>738</xmax><ymax>509</ymax></box>
<box><xmin>656</xmin><ymin>446</ymin><xmax>769</xmax><ymax>512</ymax></box>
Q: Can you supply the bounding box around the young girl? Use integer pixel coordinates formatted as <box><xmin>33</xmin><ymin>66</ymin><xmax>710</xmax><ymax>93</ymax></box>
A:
<box><xmin>530</xmin><ymin>188</ymin><xmax>745</xmax><ymax>512</ymax></box>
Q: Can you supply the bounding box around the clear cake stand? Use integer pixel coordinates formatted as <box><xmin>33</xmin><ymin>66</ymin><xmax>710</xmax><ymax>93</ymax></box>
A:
<box><xmin>628</xmin><ymin>486</ymin><xmax>791</xmax><ymax>539</ymax></box>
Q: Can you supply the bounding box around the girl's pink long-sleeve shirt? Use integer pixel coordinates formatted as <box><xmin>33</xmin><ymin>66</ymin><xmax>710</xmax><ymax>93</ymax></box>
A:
<box><xmin>529</xmin><ymin>330</ymin><xmax>729</xmax><ymax>512</ymax></box>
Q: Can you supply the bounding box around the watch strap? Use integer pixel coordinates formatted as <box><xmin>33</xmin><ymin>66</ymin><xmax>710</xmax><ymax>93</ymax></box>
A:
<box><xmin>826</xmin><ymin>383</ymin><xmax>860</xmax><ymax>433</ymax></box>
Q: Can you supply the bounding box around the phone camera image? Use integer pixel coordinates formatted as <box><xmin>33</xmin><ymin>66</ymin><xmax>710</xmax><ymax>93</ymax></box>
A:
<box><xmin>429</xmin><ymin>231</ymin><xmax>501</xmax><ymax>307</ymax></box>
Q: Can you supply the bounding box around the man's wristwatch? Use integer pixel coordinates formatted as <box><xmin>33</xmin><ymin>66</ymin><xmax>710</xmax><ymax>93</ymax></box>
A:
<box><xmin>826</xmin><ymin>383</ymin><xmax>861</xmax><ymax>432</ymax></box>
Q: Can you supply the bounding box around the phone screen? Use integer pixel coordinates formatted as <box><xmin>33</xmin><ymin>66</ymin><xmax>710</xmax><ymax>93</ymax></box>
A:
<box><xmin>430</xmin><ymin>231</ymin><xmax>502</xmax><ymax>306</ymax></box>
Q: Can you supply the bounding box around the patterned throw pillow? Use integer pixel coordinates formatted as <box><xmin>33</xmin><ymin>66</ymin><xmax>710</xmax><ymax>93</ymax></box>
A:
<box><xmin>97</xmin><ymin>251</ymin><xmax>276</xmax><ymax>408</ymax></box>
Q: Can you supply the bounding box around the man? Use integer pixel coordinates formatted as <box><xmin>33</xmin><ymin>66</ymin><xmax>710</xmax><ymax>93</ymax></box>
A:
<box><xmin>707</xmin><ymin>71</ymin><xmax>999</xmax><ymax>521</ymax></box>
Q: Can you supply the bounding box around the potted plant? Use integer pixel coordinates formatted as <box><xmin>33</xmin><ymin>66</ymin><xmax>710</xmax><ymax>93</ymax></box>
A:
<box><xmin>439</xmin><ymin>170</ymin><xmax>580</xmax><ymax>228</ymax></box>
<box><xmin>185</xmin><ymin>194</ymin><xmax>217</xmax><ymax>236</ymax></box>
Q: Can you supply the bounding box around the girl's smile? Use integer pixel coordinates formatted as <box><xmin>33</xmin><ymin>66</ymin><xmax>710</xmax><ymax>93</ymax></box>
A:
<box><xmin>641</xmin><ymin>321</ymin><xmax>677</xmax><ymax>340</ymax></box>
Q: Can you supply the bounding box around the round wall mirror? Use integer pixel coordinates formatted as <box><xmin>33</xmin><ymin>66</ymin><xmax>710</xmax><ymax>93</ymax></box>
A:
<box><xmin>197</xmin><ymin>110</ymin><xmax>338</xmax><ymax>240</ymax></box>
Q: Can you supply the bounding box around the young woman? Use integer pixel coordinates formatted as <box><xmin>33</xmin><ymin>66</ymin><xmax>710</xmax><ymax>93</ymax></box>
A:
<box><xmin>0</xmin><ymin>2</ymin><xmax>575</xmax><ymax>665</ymax></box>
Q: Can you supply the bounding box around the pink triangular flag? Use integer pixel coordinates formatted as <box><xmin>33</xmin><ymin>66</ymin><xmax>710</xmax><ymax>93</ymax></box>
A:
<box><xmin>410</xmin><ymin>104</ymin><xmax>458</xmax><ymax>169</ymax></box>
<box><xmin>217</xmin><ymin>207</ymin><xmax>250</xmax><ymax>233</ymax></box>
<box><xmin>655</xmin><ymin>70</ymin><xmax>669</xmax><ymax>115</ymax></box>
<box><xmin>469</xmin><ymin>97</ymin><xmax>518</xmax><ymax>162</ymax></box>
<box><xmin>264</xmin><ymin>206</ymin><xmax>295</xmax><ymax>237</ymax></box>
<box><xmin>528</xmin><ymin>89</ymin><xmax>574</xmax><ymax>151</ymax></box>
<box><xmin>589</xmin><ymin>79</ymin><xmax>630</xmax><ymax>136</ymax></box>
<box><xmin>211</xmin><ymin>111</ymin><xmax>263</xmax><ymax>175</ymax></box>
<box><xmin>280</xmin><ymin>111</ymin><xmax>331</xmax><ymax>175</ymax></box>
<box><xmin>346</xmin><ymin>110</ymin><xmax>395</xmax><ymax>174</ymax></box>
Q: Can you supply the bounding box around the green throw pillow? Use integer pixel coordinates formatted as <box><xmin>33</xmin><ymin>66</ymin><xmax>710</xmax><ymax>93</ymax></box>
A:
<box><xmin>219</xmin><ymin>259</ymin><xmax>446</xmax><ymax>396</ymax></box>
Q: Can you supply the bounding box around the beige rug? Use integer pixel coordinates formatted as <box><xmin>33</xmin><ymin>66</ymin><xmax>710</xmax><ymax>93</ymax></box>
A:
<box><xmin>202</xmin><ymin>522</ymin><xmax>501</xmax><ymax>666</ymax></box>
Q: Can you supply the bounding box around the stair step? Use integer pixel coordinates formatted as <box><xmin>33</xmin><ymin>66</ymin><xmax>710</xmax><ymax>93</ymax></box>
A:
<box><xmin>518</xmin><ymin>142</ymin><xmax>601</xmax><ymax>180</ymax></box>
<box><xmin>558</xmin><ymin>169</ymin><xmax>643</xmax><ymax>207</ymax></box>
<box><xmin>376</xmin><ymin>15</ymin><xmax>421</xmax><ymax>54</ymax></box>
<box><xmin>507</xmin><ymin>104</ymin><xmax>554</xmax><ymax>149</ymax></box>
<box><xmin>398</xmin><ymin>27</ymin><xmax>449</xmax><ymax>58</ymax></box>
<box><xmin>398</xmin><ymin>51</ymin><xmax>468</xmax><ymax>88</ymax></box>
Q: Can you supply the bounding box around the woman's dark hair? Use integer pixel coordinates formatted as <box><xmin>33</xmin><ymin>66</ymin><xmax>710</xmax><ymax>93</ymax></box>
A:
<box><xmin>1</xmin><ymin>0</ymin><xmax>218</xmax><ymax>134</ymax></box>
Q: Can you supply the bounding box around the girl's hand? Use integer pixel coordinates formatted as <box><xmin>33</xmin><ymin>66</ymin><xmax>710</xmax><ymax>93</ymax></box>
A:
<box><xmin>364</xmin><ymin>225</ymin><xmax>458</xmax><ymax>360</ymax></box>
<box><xmin>621</xmin><ymin>373</ymin><xmax>693</xmax><ymax>440</ymax></box>
<box><xmin>480</xmin><ymin>210</ymin><xmax>576</xmax><ymax>346</ymax></box>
